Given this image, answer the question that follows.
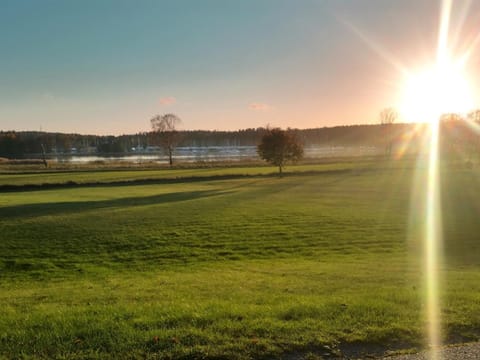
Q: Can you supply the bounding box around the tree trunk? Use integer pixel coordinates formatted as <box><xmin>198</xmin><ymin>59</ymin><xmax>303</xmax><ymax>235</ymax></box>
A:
<box><xmin>40</xmin><ymin>144</ymin><xmax>48</xmax><ymax>168</ymax></box>
<box><xmin>278</xmin><ymin>165</ymin><xmax>283</xmax><ymax>176</ymax></box>
<box><xmin>168</xmin><ymin>148</ymin><xmax>173</xmax><ymax>166</ymax></box>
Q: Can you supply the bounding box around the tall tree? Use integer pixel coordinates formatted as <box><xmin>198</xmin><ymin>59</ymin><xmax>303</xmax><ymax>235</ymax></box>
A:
<box><xmin>150</xmin><ymin>114</ymin><xmax>182</xmax><ymax>166</ymax></box>
<box><xmin>257</xmin><ymin>128</ymin><xmax>303</xmax><ymax>175</ymax></box>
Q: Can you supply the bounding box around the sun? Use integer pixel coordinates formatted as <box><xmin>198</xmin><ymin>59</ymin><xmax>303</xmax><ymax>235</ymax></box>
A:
<box><xmin>399</xmin><ymin>58</ymin><xmax>474</xmax><ymax>124</ymax></box>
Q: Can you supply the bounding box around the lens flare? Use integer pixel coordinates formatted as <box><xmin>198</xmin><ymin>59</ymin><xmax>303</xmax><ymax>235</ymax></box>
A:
<box><xmin>422</xmin><ymin>2</ymin><xmax>452</xmax><ymax>357</ymax></box>
<box><xmin>424</xmin><ymin>119</ymin><xmax>442</xmax><ymax>359</ymax></box>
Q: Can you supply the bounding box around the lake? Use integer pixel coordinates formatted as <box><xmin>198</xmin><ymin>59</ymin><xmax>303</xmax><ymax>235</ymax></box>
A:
<box><xmin>54</xmin><ymin>145</ymin><xmax>380</xmax><ymax>164</ymax></box>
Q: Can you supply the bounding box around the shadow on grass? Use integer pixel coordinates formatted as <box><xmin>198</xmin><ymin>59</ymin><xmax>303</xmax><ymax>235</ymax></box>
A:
<box><xmin>0</xmin><ymin>189</ymin><xmax>230</xmax><ymax>219</ymax></box>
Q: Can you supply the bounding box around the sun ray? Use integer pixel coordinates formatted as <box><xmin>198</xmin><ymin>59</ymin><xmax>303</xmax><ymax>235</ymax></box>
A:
<box><xmin>394</xmin><ymin>123</ymin><xmax>427</xmax><ymax>159</ymax></box>
<box><xmin>458</xmin><ymin>29</ymin><xmax>480</xmax><ymax>67</ymax></box>
<box><xmin>450</xmin><ymin>0</ymin><xmax>473</xmax><ymax>50</ymax></box>
<box><xmin>424</xmin><ymin>119</ymin><xmax>442</xmax><ymax>359</ymax></box>
<box><xmin>340</xmin><ymin>19</ymin><xmax>408</xmax><ymax>75</ymax></box>
<box><xmin>437</xmin><ymin>0</ymin><xmax>452</xmax><ymax>64</ymax></box>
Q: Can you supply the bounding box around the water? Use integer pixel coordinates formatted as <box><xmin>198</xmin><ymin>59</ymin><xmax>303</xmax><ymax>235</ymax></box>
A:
<box><xmin>53</xmin><ymin>145</ymin><xmax>381</xmax><ymax>164</ymax></box>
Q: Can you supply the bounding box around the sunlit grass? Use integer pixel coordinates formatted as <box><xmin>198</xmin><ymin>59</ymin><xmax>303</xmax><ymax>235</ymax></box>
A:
<box><xmin>0</xmin><ymin>163</ymin><xmax>479</xmax><ymax>358</ymax></box>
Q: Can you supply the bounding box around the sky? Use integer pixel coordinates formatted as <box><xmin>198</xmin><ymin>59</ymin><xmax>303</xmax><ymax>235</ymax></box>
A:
<box><xmin>1</xmin><ymin>0</ymin><xmax>480</xmax><ymax>135</ymax></box>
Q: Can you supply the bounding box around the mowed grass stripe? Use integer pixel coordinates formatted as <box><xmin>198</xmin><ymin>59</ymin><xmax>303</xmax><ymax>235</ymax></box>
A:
<box><xmin>0</xmin><ymin>172</ymin><xmax>410</xmax><ymax>273</ymax></box>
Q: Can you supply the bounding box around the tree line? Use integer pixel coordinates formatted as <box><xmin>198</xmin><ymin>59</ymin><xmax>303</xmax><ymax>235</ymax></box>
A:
<box><xmin>1</xmin><ymin>118</ymin><xmax>479</xmax><ymax>160</ymax></box>
<box><xmin>0</xmin><ymin>124</ymin><xmax>413</xmax><ymax>158</ymax></box>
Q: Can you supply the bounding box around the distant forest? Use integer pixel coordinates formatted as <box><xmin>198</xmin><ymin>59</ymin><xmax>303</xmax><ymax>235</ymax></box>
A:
<box><xmin>0</xmin><ymin>121</ymin><xmax>478</xmax><ymax>159</ymax></box>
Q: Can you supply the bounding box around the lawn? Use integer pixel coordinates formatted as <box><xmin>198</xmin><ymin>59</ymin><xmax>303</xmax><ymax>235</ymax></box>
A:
<box><xmin>0</xmin><ymin>161</ymin><xmax>479</xmax><ymax>359</ymax></box>
<box><xmin>0</xmin><ymin>160</ymin><xmax>372</xmax><ymax>187</ymax></box>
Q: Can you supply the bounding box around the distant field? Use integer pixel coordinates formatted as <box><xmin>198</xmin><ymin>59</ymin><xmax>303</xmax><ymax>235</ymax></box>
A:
<box><xmin>0</xmin><ymin>161</ymin><xmax>371</xmax><ymax>187</ymax></box>
<box><xmin>0</xmin><ymin>161</ymin><xmax>479</xmax><ymax>359</ymax></box>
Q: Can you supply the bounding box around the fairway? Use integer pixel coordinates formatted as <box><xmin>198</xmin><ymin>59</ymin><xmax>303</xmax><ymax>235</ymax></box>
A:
<box><xmin>1</xmin><ymin>163</ymin><xmax>479</xmax><ymax>359</ymax></box>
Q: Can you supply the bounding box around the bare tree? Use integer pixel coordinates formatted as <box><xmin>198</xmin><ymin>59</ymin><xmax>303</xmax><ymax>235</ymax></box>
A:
<box><xmin>150</xmin><ymin>113</ymin><xmax>182</xmax><ymax>166</ymax></box>
<box><xmin>379</xmin><ymin>107</ymin><xmax>398</xmax><ymax>156</ymax></box>
<box><xmin>257</xmin><ymin>128</ymin><xmax>303</xmax><ymax>175</ymax></box>
<box><xmin>379</xmin><ymin>107</ymin><xmax>398</xmax><ymax>125</ymax></box>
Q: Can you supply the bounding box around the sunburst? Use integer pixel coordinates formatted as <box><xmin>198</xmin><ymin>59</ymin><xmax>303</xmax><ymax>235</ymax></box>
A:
<box><xmin>400</xmin><ymin>60</ymin><xmax>474</xmax><ymax>124</ymax></box>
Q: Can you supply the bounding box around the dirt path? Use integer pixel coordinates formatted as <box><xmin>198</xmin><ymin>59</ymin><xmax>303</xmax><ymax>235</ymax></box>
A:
<box><xmin>382</xmin><ymin>342</ymin><xmax>480</xmax><ymax>359</ymax></box>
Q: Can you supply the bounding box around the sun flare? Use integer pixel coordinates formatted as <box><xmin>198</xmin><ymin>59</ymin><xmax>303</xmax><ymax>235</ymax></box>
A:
<box><xmin>400</xmin><ymin>59</ymin><xmax>474</xmax><ymax>124</ymax></box>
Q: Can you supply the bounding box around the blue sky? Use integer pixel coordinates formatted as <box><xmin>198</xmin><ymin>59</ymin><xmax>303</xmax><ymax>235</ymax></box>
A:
<box><xmin>1</xmin><ymin>0</ymin><xmax>479</xmax><ymax>134</ymax></box>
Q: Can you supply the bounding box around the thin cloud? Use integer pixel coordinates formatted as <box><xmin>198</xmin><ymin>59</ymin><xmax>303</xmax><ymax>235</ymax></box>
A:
<box><xmin>249</xmin><ymin>102</ymin><xmax>272</xmax><ymax>111</ymax></box>
<box><xmin>159</xmin><ymin>96</ymin><xmax>176</xmax><ymax>106</ymax></box>
<box><xmin>41</xmin><ymin>92</ymin><xmax>56</xmax><ymax>101</ymax></box>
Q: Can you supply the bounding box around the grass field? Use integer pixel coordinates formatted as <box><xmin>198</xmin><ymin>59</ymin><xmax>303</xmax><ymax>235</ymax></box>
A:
<box><xmin>0</xmin><ymin>160</ymin><xmax>372</xmax><ymax>187</ymax></box>
<box><xmin>1</xmin><ymin>160</ymin><xmax>479</xmax><ymax>359</ymax></box>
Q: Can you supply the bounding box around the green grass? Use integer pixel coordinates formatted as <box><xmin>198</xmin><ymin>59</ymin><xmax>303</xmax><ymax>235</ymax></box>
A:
<box><xmin>0</xmin><ymin>161</ymin><xmax>479</xmax><ymax>359</ymax></box>
<box><xmin>0</xmin><ymin>160</ymin><xmax>372</xmax><ymax>187</ymax></box>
